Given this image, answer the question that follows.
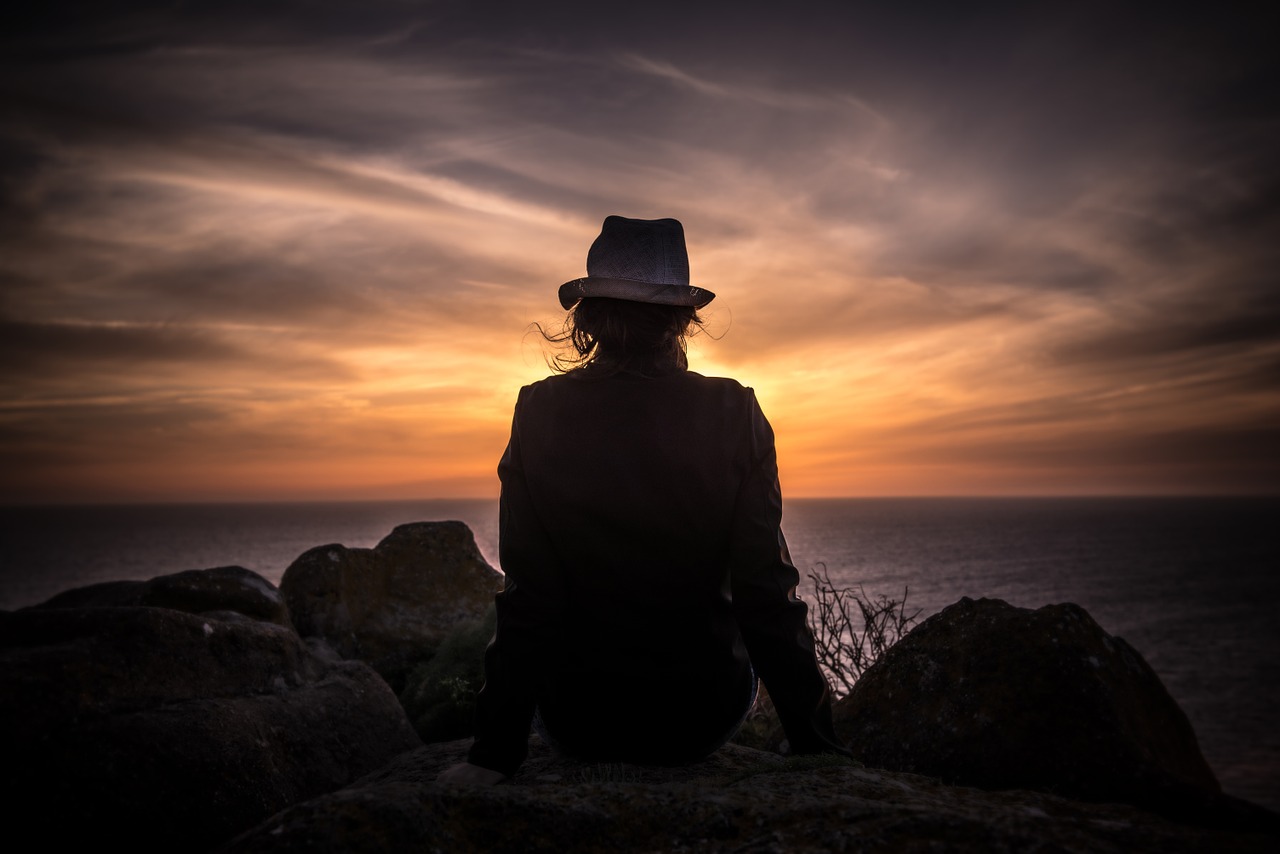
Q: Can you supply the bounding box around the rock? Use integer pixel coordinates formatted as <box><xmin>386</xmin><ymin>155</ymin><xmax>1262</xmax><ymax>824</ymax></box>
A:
<box><xmin>834</xmin><ymin>596</ymin><xmax>1221</xmax><ymax>816</ymax></box>
<box><xmin>38</xmin><ymin>565</ymin><xmax>291</xmax><ymax>627</ymax></box>
<box><xmin>223</xmin><ymin>737</ymin><xmax>1278</xmax><ymax>853</ymax></box>
<box><xmin>0</xmin><ymin>603</ymin><xmax>422</xmax><ymax>851</ymax></box>
<box><xmin>280</xmin><ymin>521</ymin><xmax>503</xmax><ymax>691</ymax></box>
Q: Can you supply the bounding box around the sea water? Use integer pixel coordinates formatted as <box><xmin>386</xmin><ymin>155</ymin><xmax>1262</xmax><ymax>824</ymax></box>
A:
<box><xmin>1</xmin><ymin>496</ymin><xmax>1276</xmax><ymax>810</ymax></box>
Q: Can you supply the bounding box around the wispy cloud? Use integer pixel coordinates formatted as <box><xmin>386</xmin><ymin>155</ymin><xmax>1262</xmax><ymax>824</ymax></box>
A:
<box><xmin>0</xmin><ymin>3</ymin><xmax>1275</xmax><ymax>500</ymax></box>
<box><xmin>618</xmin><ymin>53</ymin><xmax>890</xmax><ymax>125</ymax></box>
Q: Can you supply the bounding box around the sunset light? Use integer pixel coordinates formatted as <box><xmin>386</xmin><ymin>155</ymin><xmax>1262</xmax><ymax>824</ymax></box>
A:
<box><xmin>2</xmin><ymin>3</ymin><xmax>1278</xmax><ymax>824</ymax></box>
<box><xmin>2</xmin><ymin>3</ymin><xmax>1276</xmax><ymax>503</ymax></box>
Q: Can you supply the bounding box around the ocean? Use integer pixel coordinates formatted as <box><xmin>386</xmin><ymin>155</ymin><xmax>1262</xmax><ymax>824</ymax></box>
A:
<box><xmin>1</xmin><ymin>496</ymin><xmax>1276</xmax><ymax>810</ymax></box>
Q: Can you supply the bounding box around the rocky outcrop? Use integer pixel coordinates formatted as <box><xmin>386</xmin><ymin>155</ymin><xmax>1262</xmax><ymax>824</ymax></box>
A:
<box><xmin>834</xmin><ymin>596</ymin><xmax>1221</xmax><ymax>816</ymax></box>
<box><xmin>7</xmin><ymin>528</ymin><xmax>1276</xmax><ymax>852</ymax></box>
<box><xmin>38</xmin><ymin>564</ymin><xmax>291</xmax><ymax>626</ymax></box>
<box><xmin>281</xmin><ymin>521</ymin><xmax>503</xmax><ymax>691</ymax></box>
<box><xmin>223</xmin><ymin>736</ymin><xmax>1277</xmax><ymax>853</ymax></box>
<box><xmin>1</xmin><ymin>585</ymin><xmax>421</xmax><ymax>851</ymax></box>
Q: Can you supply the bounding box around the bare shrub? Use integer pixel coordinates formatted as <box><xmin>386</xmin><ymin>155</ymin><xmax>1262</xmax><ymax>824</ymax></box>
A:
<box><xmin>805</xmin><ymin>563</ymin><xmax>920</xmax><ymax>698</ymax></box>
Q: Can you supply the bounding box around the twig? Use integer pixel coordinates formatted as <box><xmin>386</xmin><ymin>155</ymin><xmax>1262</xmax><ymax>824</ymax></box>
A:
<box><xmin>804</xmin><ymin>563</ymin><xmax>920</xmax><ymax>698</ymax></box>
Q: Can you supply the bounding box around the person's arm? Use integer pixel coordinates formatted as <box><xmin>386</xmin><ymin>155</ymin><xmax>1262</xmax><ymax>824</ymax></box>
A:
<box><xmin>464</xmin><ymin>388</ymin><xmax>567</xmax><ymax>777</ymax></box>
<box><xmin>728</xmin><ymin>392</ymin><xmax>850</xmax><ymax>757</ymax></box>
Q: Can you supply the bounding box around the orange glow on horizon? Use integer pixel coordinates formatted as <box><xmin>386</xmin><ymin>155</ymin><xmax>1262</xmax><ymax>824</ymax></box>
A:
<box><xmin>3</xmin><ymin>30</ymin><xmax>1276</xmax><ymax>503</ymax></box>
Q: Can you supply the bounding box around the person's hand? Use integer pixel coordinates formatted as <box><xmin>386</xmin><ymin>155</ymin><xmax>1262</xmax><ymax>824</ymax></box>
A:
<box><xmin>436</xmin><ymin>762</ymin><xmax>507</xmax><ymax>785</ymax></box>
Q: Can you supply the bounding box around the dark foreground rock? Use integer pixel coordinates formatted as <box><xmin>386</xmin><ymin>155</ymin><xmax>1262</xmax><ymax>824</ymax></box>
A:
<box><xmin>225</xmin><ymin>737</ymin><xmax>1277</xmax><ymax>853</ymax></box>
<box><xmin>834</xmin><ymin>597</ymin><xmax>1222</xmax><ymax>818</ymax></box>
<box><xmin>37</xmin><ymin>564</ymin><xmax>292</xmax><ymax>626</ymax></box>
<box><xmin>1</xmin><ymin>596</ymin><xmax>421</xmax><ymax>851</ymax></box>
<box><xmin>7</xmin><ymin>533</ymin><xmax>1275</xmax><ymax>852</ymax></box>
<box><xmin>281</xmin><ymin>521</ymin><xmax>503</xmax><ymax>691</ymax></box>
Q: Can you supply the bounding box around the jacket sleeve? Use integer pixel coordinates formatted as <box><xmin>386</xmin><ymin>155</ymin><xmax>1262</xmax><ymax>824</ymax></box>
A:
<box><xmin>468</xmin><ymin>388</ymin><xmax>567</xmax><ymax>776</ymax></box>
<box><xmin>729</xmin><ymin>391</ymin><xmax>850</xmax><ymax>757</ymax></box>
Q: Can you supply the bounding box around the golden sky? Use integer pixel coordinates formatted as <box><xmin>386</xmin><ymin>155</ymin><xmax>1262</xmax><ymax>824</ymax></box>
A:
<box><xmin>2</xmin><ymin>2</ymin><xmax>1277</xmax><ymax>502</ymax></box>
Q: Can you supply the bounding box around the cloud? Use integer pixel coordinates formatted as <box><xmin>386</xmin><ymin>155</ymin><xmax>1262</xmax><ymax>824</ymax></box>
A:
<box><xmin>1050</xmin><ymin>299</ymin><xmax>1280</xmax><ymax>367</ymax></box>
<box><xmin>0</xmin><ymin>2</ymin><xmax>1276</xmax><ymax>500</ymax></box>
<box><xmin>618</xmin><ymin>54</ymin><xmax>889</xmax><ymax>125</ymax></box>
<box><xmin>1</xmin><ymin>318</ymin><xmax>242</xmax><ymax>366</ymax></box>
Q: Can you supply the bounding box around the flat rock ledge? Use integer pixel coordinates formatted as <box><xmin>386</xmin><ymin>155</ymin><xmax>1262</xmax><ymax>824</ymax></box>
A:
<box><xmin>226</xmin><ymin>738</ymin><xmax>1277</xmax><ymax>853</ymax></box>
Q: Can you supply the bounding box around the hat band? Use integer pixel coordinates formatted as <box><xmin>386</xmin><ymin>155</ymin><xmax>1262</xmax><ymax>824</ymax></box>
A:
<box><xmin>559</xmin><ymin>276</ymin><xmax>715</xmax><ymax>310</ymax></box>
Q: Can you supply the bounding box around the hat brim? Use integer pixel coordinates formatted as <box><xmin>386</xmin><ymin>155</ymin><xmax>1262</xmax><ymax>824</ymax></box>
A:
<box><xmin>559</xmin><ymin>277</ymin><xmax>715</xmax><ymax>310</ymax></box>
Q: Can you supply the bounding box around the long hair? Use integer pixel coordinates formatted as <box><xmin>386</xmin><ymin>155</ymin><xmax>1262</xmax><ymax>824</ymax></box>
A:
<box><xmin>540</xmin><ymin>298</ymin><xmax>703</xmax><ymax>377</ymax></box>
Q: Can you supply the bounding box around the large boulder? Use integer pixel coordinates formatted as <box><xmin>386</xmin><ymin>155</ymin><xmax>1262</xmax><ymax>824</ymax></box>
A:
<box><xmin>280</xmin><ymin>521</ymin><xmax>503</xmax><ymax>691</ymax></box>
<box><xmin>223</xmin><ymin>737</ymin><xmax>1277</xmax><ymax>853</ymax></box>
<box><xmin>834</xmin><ymin>597</ymin><xmax>1221</xmax><ymax>815</ymax></box>
<box><xmin>38</xmin><ymin>564</ymin><xmax>291</xmax><ymax>626</ymax></box>
<box><xmin>1</xmin><ymin>598</ymin><xmax>422</xmax><ymax>851</ymax></box>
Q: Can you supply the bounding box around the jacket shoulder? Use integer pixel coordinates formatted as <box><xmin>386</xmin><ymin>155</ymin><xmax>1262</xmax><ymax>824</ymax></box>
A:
<box><xmin>513</xmin><ymin>374</ymin><xmax>571</xmax><ymax>404</ymax></box>
<box><xmin>518</xmin><ymin>371</ymin><xmax>753</xmax><ymax>392</ymax></box>
<box><xmin>513</xmin><ymin>372</ymin><xmax>758</xmax><ymax>417</ymax></box>
<box><xmin>684</xmin><ymin>371</ymin><xmax>753</xmax><ymax>395</ymax></box>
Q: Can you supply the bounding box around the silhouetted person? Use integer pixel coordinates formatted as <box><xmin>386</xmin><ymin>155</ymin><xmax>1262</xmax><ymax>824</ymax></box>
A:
<box><xmin>438</xmin><ymin>216</ymin><xmax>847</xmax><ymax>784</ymax></box>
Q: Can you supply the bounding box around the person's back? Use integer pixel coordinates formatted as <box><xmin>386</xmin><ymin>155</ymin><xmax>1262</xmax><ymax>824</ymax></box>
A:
<box><xmin>438</xmin><ymin>216</ymin><xmax>848</xmax><ymax>784</ymax></box>
<box><xmin>498</xmin><ymin>369</ymin><xmax>762</xmax><ymax>764</ymax></box>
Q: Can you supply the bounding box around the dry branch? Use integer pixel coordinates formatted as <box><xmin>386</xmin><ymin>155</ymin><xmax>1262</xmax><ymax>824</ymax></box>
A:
<box><xmin>804</xmin><ymin>563</ymin><xmax>921</xmax><ymax>697</ymax></box>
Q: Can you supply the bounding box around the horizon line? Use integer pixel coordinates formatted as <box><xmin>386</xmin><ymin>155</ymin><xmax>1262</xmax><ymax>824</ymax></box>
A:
<box><xmin>4</xmin><ymin>492</ymin><xmax>1278</xmax><ymax>509</ymax></box>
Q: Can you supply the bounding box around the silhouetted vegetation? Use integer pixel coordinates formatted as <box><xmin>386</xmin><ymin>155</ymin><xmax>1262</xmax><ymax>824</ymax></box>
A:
<box><xmin>805</xmin><ymin>563</ymin><xmax>921</xmax><ymax>698</ymax></box>
<box><xmin>735</xmin><ymin>568</ymin><xmax>919</xmax><ymax>750</ymax></box>
<box><xmin>399</xmin><ymin>606</ymin><xmax>495</xmax><ymax>743</ymax></box>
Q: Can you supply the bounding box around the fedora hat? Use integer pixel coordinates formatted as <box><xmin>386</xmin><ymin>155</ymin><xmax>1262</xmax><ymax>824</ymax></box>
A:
<box><xmin>558</xmin><ymin>215</ymin><xmax>715</xmax><ymax>310</ymax></box>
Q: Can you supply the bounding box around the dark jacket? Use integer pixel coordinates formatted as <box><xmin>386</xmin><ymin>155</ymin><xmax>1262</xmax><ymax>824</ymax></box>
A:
<box><xmin>468</xmin><ymin>368</ymin><xmax>846</xmax><ymax>775</ymax></box>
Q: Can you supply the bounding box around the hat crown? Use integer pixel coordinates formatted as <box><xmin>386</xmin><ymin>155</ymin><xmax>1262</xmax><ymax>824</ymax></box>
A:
<box><xmin>586</xmin><ymin>216</ymin><xmax>689</xmax><ymax>286</ymax></box>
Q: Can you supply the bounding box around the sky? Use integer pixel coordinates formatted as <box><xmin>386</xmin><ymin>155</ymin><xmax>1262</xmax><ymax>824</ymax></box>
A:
<box><xmin>1</xmin><ymin>1</ymin><xmax>1277</xmax><ymax>503</ymax></box>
